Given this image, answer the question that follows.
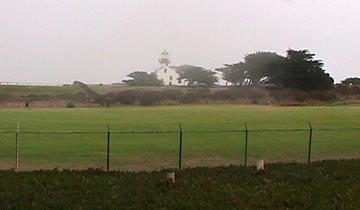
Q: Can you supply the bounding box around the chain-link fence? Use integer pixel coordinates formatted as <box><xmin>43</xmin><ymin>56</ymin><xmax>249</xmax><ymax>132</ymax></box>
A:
<box><xmin>1</xmin><ymin>124</ymin><xmax>359</xmax><ymax>171</ymax></box>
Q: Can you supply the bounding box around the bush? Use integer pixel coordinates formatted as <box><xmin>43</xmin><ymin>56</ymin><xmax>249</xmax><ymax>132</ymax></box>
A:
<box><xmin>0</xmin><ymin>93</ymin><xmax>9</xmax><ymax>102</ymax></box>
<box><xmin>66</xmin><ymin>102</ymin><xmax>75</xmax><ymax>108</ymax></box>
<box><xmin>137</xmin><ymin>91</ymin><xmax>160</xmax><ymax>106</ymax></box>
<box><xmin>1</xmin><ymin>160</ymin><xmax>360</xmax><ymax>209</ymax></box>
<box><xmin>333</xmin><ymin>84</ymin><xmax>351</xmax><ymax>95</ymax></box>
<box><xmin>332</xmin><ymin>85</ymin><xmax>360</xmax><ymax>99</ymax></box>
<box><xmin>104</xmin><ymin>86</ymin><xmax>340</xmax><ymax>106</ymax></box>
<box><xmin>179</xmin><ymin>92</ymin><xmax>197</xmax><ymax>104</ymax></box>
<box><xmin>111</xmin><ymin>90</ymin><xmax>137</xmax><ymax>105</ymax></box>
<box><xmin>269</xmin><ymin>89</ymin><xmax>306</xmax><ymax>102</ymax></box>
<box><xmin>350</xmin><ymin>86</ymin><xmax>360</xmax><ymax>95</ymax></box>
<box><xmin>178</xmin><ymin>88</ymin><xmax>208</xmax><ymax>104</ymax></box>
<box><xmin>308</xmin><ymin>91</ymin><xmax>336</xmax><ymax>101</ymax></box>
<box><xmin>211</xmin><ymin>87</ymin><xmax>265</xmax><ymax>102</ymax></box>
<box><xmin>158</xmin><ymin>89</ymin><xmax>183</xmax><ymax>101</ymax></box>
<box><xmin>103</xmin><ymin>99</ymin><xmax>110</xmax><ymax>107</ymax></box>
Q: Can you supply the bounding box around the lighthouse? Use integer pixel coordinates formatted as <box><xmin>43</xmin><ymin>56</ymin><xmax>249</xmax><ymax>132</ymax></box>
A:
<box><xmin>159</xmin><ymin>49</ymin><xmax>171</xmax><ymax>67</ymax></box>
<box><xmin>155</xmin><ymin>50</ymin><xmax>185</xmax><ymax>86</ymax></box>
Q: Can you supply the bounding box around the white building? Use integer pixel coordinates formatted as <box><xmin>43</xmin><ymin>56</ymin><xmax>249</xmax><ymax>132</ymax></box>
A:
<box><xmin>155</xmin><ymin>50</ymin><xmax>186</xmax><ymax>86</ymax></box>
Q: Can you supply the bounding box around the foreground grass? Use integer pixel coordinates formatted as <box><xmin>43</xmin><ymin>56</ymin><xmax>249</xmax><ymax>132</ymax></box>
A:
<box><xmin>1</xmin><ymin>159</ymin><xmax>360</xmax><ymax>210</ymax></box>
<box><xmin>0</xmin><ymin>105</ymin><xmax>360</xmax><ymax>170</ymax></box>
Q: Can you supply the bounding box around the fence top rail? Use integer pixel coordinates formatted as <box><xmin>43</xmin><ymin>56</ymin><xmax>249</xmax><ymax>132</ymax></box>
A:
<box><xmin>0</xmin><ymin>127</ymin><xmax>360</xmax><ymax>134</ymax></box>
<box><xmin>249</xmin><ymin>127</ymin><xmax>360</xmax><ymax>132</ymax></box>
<box><xmin>0</xmin><ymin>129</ymin><xmax>245</xmax><ymax>134</ymax></box>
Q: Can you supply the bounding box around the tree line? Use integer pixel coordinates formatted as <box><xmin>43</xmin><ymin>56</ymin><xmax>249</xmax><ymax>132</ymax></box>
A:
<box><xmin>216</xmin><ymin>49</ymin><xmax>334</xmax><ymax>91</ymax></box>
<box><xmin>123</xmin><ymin>49</ymin><xmax>356</xmax><ymax>91</ymax></box>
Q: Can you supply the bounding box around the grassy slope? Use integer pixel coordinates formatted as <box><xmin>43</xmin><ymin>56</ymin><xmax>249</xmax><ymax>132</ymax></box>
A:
<box><xmin>0</xmin><ymin>105</ymin><xmax>360</xmax><ymax>170</ymax></box>
<box><xmin>1</xmin><ymin>159</ymin><xmax>360</xmax><ymax>210</ymax></box>
<box><xmin>88</xmin><ymin>84</ymin><xmax>183</xmax><ymax>95</ymax></box>
<box><xmin>0</xmin><ymin>85</ymin><xmax>84</xmax><ymax>96</ymax></box>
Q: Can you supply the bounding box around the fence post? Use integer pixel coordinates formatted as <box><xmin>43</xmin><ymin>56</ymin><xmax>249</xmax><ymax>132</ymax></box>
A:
<box><xmin>15</xmin><ymin>123</ymin><xmax>20</xmax><ymax>172</ymax></box>
<box><xmin>107</xmin><ymin>124</ymin><xmax>110</xmax><ymax>172</ymax></box>
<box><xmin>244</xmin><ymin>123</ymin><xmax>248</xmax><ymax>167</ymax></box>
<box><xmin>178</xmin><ymin>123</ymin><xmax>183</xmax><ymax>171</ymax></box>
<box><xmin>308</xmin><ymin>123</ymin><xmax>313</xmax><ymax>164</ymax></box>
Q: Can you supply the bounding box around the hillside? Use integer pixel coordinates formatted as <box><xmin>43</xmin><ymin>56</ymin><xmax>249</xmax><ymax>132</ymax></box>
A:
<box><xmin>0</xmin><ymin>85</ymin><xmax>83</xmax><ymax>96</ymax></box>
<box><xmin>0</xmin><ymin>85</ymin><xmax>90</xmax><ymax>108</ymax></box>
<box><xmin>1</xmin><ymin>83</ymin><xmax>360</xmax><ymax>107</ymax></box>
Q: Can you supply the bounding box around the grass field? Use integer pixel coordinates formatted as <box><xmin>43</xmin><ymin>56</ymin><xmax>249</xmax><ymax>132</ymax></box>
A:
<box><xmin>0</xmin><ymin>105</ymin><xmax>360</xmax><ymax>171</ymax></box>
<box><xmin>0</xmin><ymin>85</ymin><xmax>84</xmax><ymax>96</ymax></box>
<box><xmin>1</xmin><ymin>159</ymin><xmax>360</xmax><ymax>209</ymax></box>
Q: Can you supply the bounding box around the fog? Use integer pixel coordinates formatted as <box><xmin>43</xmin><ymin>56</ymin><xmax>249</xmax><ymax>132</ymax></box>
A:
<box><xmin>0</xmin><ymin>0</ymin><xmax>359</xmax><ymax>84</ymax></box>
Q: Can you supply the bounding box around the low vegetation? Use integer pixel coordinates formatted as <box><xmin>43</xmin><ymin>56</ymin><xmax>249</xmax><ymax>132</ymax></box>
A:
<box><xmin>0</xmin><ymin>85</ymin><xmax>87</xmax><ymax>108</ymax></box>
<box><xmin>1</xmin><ymin>81</ymin><xmax>360</xmax><ymax>108</ymax></box>
<box><xmin>66</xmin><ymin>102</ymin><xmax>75</xmax><ymax>108</ymax></box>
<box><xmin>0</xmin><ymin>85</ymin><xmax>84</xmax><ymax>96</ymax></box>
<box><xmin>123</xmin><ymin>71</ymin><xmax>162</xmax><ymax>86</ymax></box>
<box><xmin>1</xmin><ymin>159</ymin><xmax>360</xmax><ymax>209</ymax></box>
<box><xmin>104</xmin><ymin>85</ymin><xmax>360</xmax><ymax>106</ymax></box>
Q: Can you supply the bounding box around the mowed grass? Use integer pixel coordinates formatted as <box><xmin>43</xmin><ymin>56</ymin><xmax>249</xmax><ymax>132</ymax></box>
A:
<box><xmin>0</xmin><ymin>105</ymin><xmax>360</xmax><ymax>171</ymax></box>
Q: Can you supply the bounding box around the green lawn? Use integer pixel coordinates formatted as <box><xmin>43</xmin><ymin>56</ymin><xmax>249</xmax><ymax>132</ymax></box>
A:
<box><xmin>0</xmin><ymin>105</ymin><xmax>359</xmax><ymax>171</ymax></box>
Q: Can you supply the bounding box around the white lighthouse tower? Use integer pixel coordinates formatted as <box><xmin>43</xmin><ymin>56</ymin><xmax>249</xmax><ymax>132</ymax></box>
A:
<box><xmin>155</xmin><ymin>49</ymin><xmax>185</xmax><ymax>86</ymax></box>
<box><xmin>159</xmin><ymin>49</ymin><xmax>171</xmax><ymax>67</ymax></box>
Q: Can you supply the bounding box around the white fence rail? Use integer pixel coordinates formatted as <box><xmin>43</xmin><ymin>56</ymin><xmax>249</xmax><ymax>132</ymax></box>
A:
<box><xmin>0</xmin><ymin>81</ymin><xmax>65</xmax><ymax>87</ymax></box>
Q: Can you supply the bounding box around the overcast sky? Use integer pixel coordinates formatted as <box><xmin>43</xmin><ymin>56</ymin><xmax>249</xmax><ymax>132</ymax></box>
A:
<box><xmin>0</xmin><ymin>0</ymin><xmax>359</xmax><ymax>84</ymax></box>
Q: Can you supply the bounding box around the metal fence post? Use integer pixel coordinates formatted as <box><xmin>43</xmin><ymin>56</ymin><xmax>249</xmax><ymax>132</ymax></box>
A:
<box><xmin>107</xmin><ymin>124</ymin><xmax>110</xmax><ymax>172</ymax></box>
<box><xmin>178</xmin><ymin>123</ymin><xmax>183</xmax><ymax>171</ymax></box>
<box><xmin>244</xmin><ymin>123</ymin><xmax>248</xmax><ymax>167</ymax></box>
<box><xmin>308</xmin><ymin>123</ymin><xmax>313</xmax><ymax>164</ymax></box>
<box><xmin>15</xmin><ymin>123</ymin><xmax>20</xmax><ymax>172</ymax></box>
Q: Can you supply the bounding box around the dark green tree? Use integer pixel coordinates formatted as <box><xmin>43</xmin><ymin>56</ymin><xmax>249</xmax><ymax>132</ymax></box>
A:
<box><xmin>342</xmin><ymin>77</ymin><xmax>360</xmax><ymax>85</ymax></box>
<box><xmin>123</xmin><ymin>71</ymin><xmax>162</xmax><ymax>86</ymax></box>
<box><xmin>215</xmin><ymin>62</ymin><xmax>247</xmax><ymax>86</ymax></box>
<box><xmin>243</xmin><ymin>52</ymin><xmax>284</xmax><ymax>85</ymax></box>
<box><xmin>279</xmin><ymin>49</ymin><xmax>334</xmax><ymax>91</ymax></box>
<box><xmin>214</xmin><ymin>49</ymin><xmax>333</xmax><ymax>91</ymax></box>
<box><xmin>177</xmin><ymin>65</ymin><xmax>217</xmax><ymax>86</ymax></box>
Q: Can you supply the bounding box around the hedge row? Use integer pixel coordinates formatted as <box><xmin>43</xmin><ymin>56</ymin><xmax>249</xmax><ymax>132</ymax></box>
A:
<box><xmin>105</xmin><ymin>86</ymin><xmax>360</xmax><ymax>106</ymax></box>
<box><xmin>1</xmin><ymin>159</ymin><xmax>360</xmax><ymax>209</ymax></box>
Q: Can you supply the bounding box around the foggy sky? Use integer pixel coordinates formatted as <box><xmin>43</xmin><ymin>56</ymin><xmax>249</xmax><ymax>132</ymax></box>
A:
<box><xmin>0</xmin><ymin>0</ymin><xmax>359</xmax><ymax>84</ymax></box>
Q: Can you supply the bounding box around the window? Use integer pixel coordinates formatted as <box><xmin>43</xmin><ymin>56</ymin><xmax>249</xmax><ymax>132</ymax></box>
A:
<box><xmin>178</xmin><ymin>79</ymin><xmax>181</xmax><ymax>84</ymax></box>
<box><xmin>170</xmin><ymin>76</ymin><xmax>172</xmax><ymax>80</ymax></box>
<box><xmin>169</xmin><ymin>82</ymin><xmax>172</xmax><ymax>85</ymax></box>
<box><xmin>164</xmin><ymin>68</ymin><xmax>167</xmax><ymax>73</ymax></box>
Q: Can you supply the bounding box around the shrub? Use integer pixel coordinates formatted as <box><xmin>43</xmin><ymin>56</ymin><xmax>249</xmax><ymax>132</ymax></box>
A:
<box><xmin>158</xmin><ymin>89</ymin><xmax>183</xmax><ymax>101</ymax></box>
<box><xmin>103</xmin><ymin>99</ymin><xmax>110</xmax><ymax>107</ymax></box>
<box><xmin>179</xmin><ymin>92</ymin><xmax>197</xmax><ymax>104</ymax></box>
<box><xmin>137</xmin><ymin>91</ymin><xmax>160</xmax><ymax>106</ymax></box>
<box><xmin>269</xmin><ymin>89</ymin><xmax>305</xmax><ymax>102</ymax></box>
<box><xmin>179</xmin><ymin>88</ymin><xmax>210</xmax><ymax>104</ymax></box>
<box><xmin>211</xmin><ymin>87</ymin><xmax>265</xmax><ymax>102</ymax></box>
<box><xmin>333</xmin><ymin>84</ymin><xmax>351</xmax><ymax>95</ymax></box>
<box><xmin>332</xmin><ymin>85</ymin><xmax>360</xmax><ymax>100</ymax></box>
<box><xmin>350</xmin><ymin>86</ymin><xmax>360</xmax><ymax>95</ymax></box>
<box><xmin>0</xmin><ymin>93</ymin><xmax>9</xmax><ymax>102</ymax></box>
<box><xmin>112</xmin><ymin>90</ymin><xmax>137</xmax><ymax>105</ymax></box>
<box><xmin>66</xmin><ymin>102</ymin><xmax>75</xmax><ymax>108</ymax></box>
<box><xmin>211</xmin><ymin>89</ymin><xmax>232</xmax><ymax>101</ymax></box>
<box><xmin>308</xmin><ymin>91</ymin><xmax>336</xmax><ymax>101</ymax></box>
